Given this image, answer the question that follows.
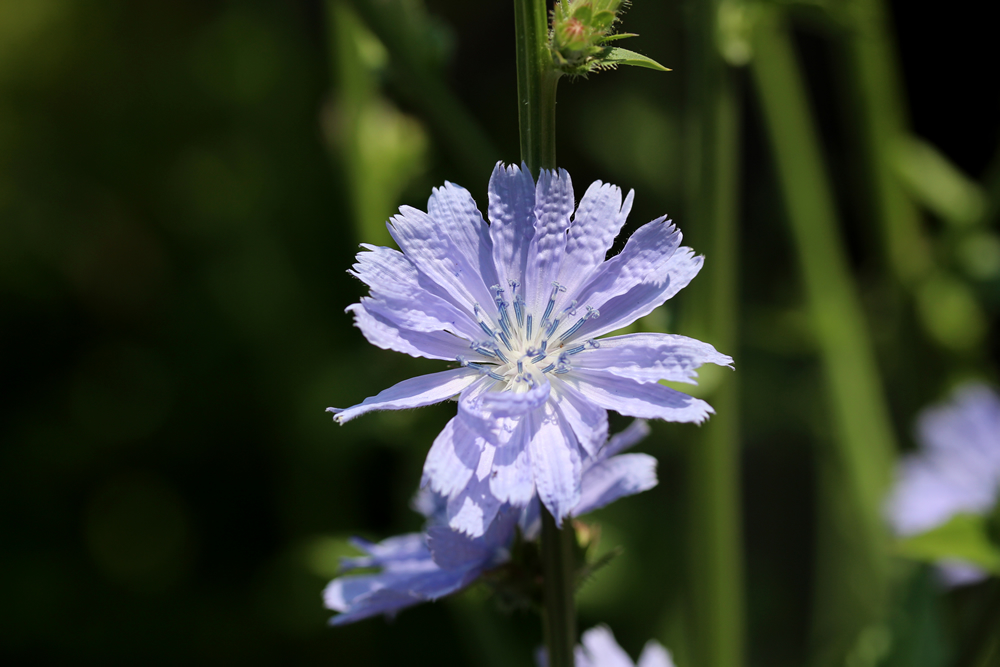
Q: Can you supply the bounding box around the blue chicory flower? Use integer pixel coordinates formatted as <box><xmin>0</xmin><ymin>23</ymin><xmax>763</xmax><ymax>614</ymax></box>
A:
<box><xmin>325</xmin><ymin>421</ymin><xmax>656</xmax><ymax>624</ymax></box>
<box><xmin>329</xmin><ymin>164</ymin><xmax>731</xmax><ymax>535</ymax></box>
<box><xmin>537</xmin><ymin>625</ymin><xmax>676</xmax><ymax>667</ymax></box>
<box><xmin>885</xmin><ymin>382</ymin><xmax>1000</xmax><ymax>585</ymax></box>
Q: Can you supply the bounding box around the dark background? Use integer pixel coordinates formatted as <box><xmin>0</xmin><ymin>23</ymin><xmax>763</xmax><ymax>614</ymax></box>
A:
<box><xmin>1</xmin><ymin>1</ymin><xmax>996</xmax><ymax>665</ymax></box>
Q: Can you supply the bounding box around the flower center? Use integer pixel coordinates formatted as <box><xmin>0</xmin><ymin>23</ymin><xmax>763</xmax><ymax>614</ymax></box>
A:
<box><xmin>459</xmin><ymin>280</ymin><xmax>600</xmax><ymax>390</ymax></box>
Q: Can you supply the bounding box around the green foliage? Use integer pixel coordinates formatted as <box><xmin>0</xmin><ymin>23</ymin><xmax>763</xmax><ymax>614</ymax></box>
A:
<box><xmin>896</xmin><ymin>515</ymin><xmax>1000</xmax><ymax>574</ymax></box>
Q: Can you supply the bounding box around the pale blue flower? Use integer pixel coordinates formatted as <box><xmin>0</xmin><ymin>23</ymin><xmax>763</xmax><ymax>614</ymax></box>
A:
<box><xmin>537</xmin><ymin>625</ymin><xmax>676</xmax><ymax>667</ymax></box>
<box><xmin>885</xmin><ymin>383</ymin><xmax>1000</xmax><ymax>585</ymax></box>
<box><xmin>325</xmin><ymin>421</ymin><xmax>656</xmax><ymax>624</ymax></box>
<box><xmin>329</xmin><ymin>164</ymin><xmax>731</xmax><ymax>535</ymax></box>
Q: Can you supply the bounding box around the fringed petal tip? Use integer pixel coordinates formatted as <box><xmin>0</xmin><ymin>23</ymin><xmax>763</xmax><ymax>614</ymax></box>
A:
<box><xmin>326</xmin><ymin>407</ymin><xmax>345</xmax><ymax>423</ymax></box>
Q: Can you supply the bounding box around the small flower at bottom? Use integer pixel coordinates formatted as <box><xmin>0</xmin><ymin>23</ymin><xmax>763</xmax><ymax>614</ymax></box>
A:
<box><xmin>537</xmin><ymin>625</ymin><xmax>676</xmax><ymax>667</ymax></box>
<box><xmin>885</xmin><ymin>382</ymin><xmax>1000</xmax><ymax>585</ymax></box>
<box><xmin>329</xmin><ymin>164</ymin><xmax>732</xmax><ymax>536</ymax></box>
<box><xmin>325</xmin><ymin>421</ymin><xmax>656</xmax><ymax>624</ymax></box>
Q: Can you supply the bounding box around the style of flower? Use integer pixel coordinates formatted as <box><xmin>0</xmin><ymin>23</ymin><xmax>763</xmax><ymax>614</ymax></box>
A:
<box><xmin>885</xmin><ymin>383</ymin><xmax>1000</xmax><ymax>585</ymax></box>
<box><xmin>325</xmin><ymin>421</ymin><xmax>656</xmax><ymax>624</ymax></box>
<box><xmin>329</xmin><ymin>163</ymin><xmax>732</xmax><ymax>536</ymax></box>
<box><xmin>537</xmin><ymin>625</ymin><xmax>676</xmax><ymax>667</ymax></box>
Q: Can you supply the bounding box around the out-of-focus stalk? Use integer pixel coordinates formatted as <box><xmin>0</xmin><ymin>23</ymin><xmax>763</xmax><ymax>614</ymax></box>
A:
<box><xmin>514</xmin><ymin>1</ymin><xmax>574</xmax><ymax>665</ymax></box>
<box><xmin>680</xmin><ymin>1</ymin><xmax>746</xmax><ymax>666</ymax></box>
<box><xmin>541</xmin><ymin>508</ymin><xmax>577</xmax><ymax>667</ymax></box>
<box><xmin>839</xmin><ymin>0</ymin><xmax>931</xmax><ymax>286</ymax></box>
<box><xmin>749</xmin><ymin>11</ymin><xmax>896</xmax><ymax>667</ymax></box>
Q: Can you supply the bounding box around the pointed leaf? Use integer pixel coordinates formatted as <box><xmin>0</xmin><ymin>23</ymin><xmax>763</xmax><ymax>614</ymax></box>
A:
<box><xmin>603</xmin><ymin>47</ymin><xmax>670</xmax><ymax>71</ymax></box>
<box><xmin>597</xmin><ymin>33</ymin><xmax>638</xmax><ymax>43</ymax></box>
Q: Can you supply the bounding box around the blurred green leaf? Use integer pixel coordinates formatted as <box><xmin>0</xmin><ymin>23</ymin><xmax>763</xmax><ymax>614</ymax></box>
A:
<box><xmin>914</xmin><ymin>272</ymin><xmax>987</xmax><ymax>352</ymax></box>
<box><xmin>896</xmin><ymin>515</ymin><xmax>1000</xmax><ymax>574</ymax></box>
<box><xmin>893</xmin><ymin>135</ymin><xmax>987</xmax><ymax>228</ymax></box>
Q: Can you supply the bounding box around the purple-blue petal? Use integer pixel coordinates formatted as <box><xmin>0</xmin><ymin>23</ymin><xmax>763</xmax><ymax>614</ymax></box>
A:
<box><xmin>488</xmin><ymin>162</ymin><xmax>536</xmax><ymax>293</ymax></box>
<box><xmin>571</xmin><ymin>333</ymin><xmax>733</xmax><ymax>385</ymax></box>
<box><xmin>573</xmin><ymin>453</ymin><xmax>657</xmax><ymax>516</ymax></box>
<box><xmin>565</xmin><ymin>368</ymin><xmax>715</xmax><ymax>424</ymax></box>
<box><xmin>525</xmin><ymin>168</ymin><xmax>574</xmax><ymax>313</ymax></box>
<box><xmin>346</xmin><ymin>302</ymin><xmax>474</xmax><ymax>361</ymax></box>
<box><xmin>329</xmin><ymin>367</ymin><xmax>480</xmax><ymax>424</ymax></box>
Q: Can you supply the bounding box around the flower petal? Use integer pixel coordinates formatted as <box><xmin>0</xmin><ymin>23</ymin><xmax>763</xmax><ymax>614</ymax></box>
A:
<box><xmin>525</xmin><ymin>168</ymin><xmax>574</xmax><ymax>314</ymax></box>
<box><xmin>550</xmin><ymin>379</ymin><xmax>609</xmax><ymax>456</ymax></box>
<box><xmin>637</xmin><ymin>642</ymin><xmax>676</xmax><ymax>667</ymax></box>
<box><xmin>328</xmin><ymin>367</ymin><xmax>479</xmax><ymax>424</ymax></box>
<box><xmin>388</xmin><ymin>205</ymin><xmax>496</xmax><ymax>316</ymax></box>
<box><xmin>577</xmin><ymin>626</ymin><xmax>634</xmax><ymax>667</ymax></box>
<box><xmin>489</xmin><ymin>417</ymin><xmax>536</xmax><ymax>507</ymax></box>
<box><xmin>347</xmin><ymin>302</ymin><xmax>474</xmax><ymax>361</ymax></box>
<box><xmin>422</xmin><ymin>415</ymin><xmax>482</xmax><ymax>500</ymax></box>
<box><xmin>572</xmin><ymin>333</ymin><xmax>733</xmax><ymax>384</ymax></box>
<box><xmin>488</xmin><ymin>162</ymin><xmax>536</xmax><ymax>293</ymax></box>
<box><xmin>567</xmin><ymin>219</ymin><xmax>702</xmax><ymax>339</ymax></box>
<box><xmin>340</xmin><ymin>533</ymin><xmax>428</xmax><ymax>571</ymax></box>
<box><xmin>565</xmin><ymin>368</ymin><xmax>715</xmax><ymax>424</ymax></box>
<box><xmin>325</xmin><ymin>560</ymin><xmax>476</xmax><ymax>625</ymax></box>
<box><xmin>596</xmin><ymin>419</ymin><xmax>651</xmax><ymax>461</ymax></box>
<box><xmin>558</xmin><ymin>182</ymin><xmax>633</xmax><ymax>296</ymax></box>
<box><xmin>426</xmin><ymin>524</ymin><xmax>494</xmax><ymax>571</ymax></box>
<box><xmin>325</xmin><ymin>580</ymin><xmax>423</xmax><ymax>624</ymax></box>
<box><xmin>472</xmin><ymin>379</ymin><xmax>552</xmax><ymax>418</ymax></box>
<box><xmin>573</xmin><ymin>453</ymin><xmax>657</xmax><ymax>516</ymax></box>
<box><xmin>582</xmin><ymin>248</ymin><xmax>703</xmax><ymax>339</ymax></box>
<box><xmin>457</xmin><ymin>379</ymin><xmax>552</xmax><ymax>447</ymax></box>
<box><xmin>445</xmin><ymin>472</ymin><xmax>503</xmax><ymax>537</ymax></box>
<box><xmin>358</xmin><ymin>293</ymin><xmax>483</xmax><ymax>341</ymax></box>
<box><xmin>427</xmin><ymin>181</ymin><xmax>501</xmax><ymax>292</ymax></box>
<box><xmin>529</xmin><ymin>403</ymin><xmax>582</xmax><ymax>523</ymax></box>
<box><xmin>349</xmin><ymin>243</ymin><xmax>419</xmax><ymax>293</ymax></box>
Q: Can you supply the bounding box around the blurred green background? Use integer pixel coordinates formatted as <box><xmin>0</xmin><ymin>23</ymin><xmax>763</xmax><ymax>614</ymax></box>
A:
<box><xmin>1</xmin><ymin>1</ymin><xmax>997</xmax><ymax>665</ymax></box>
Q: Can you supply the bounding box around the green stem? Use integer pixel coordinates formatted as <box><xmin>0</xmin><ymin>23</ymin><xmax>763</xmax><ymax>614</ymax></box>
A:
<box><xmin>541</xmin><ymin>508</ymin><xmax>577</xmax><ymax>667</ymax></box>
<box><xmin>514</xmin><ymin>0</ymin><xmax>560</xmax><ymax>172</ymax></box>
<box><xmin>838</xmin><ymin>0</ymin><xmax>931</xmax><ymax>286</ymax></box>
<box><xmin>749</xmin><ymin>10</ymin><xmax>896</xmax><ymax>667</ymax></box>
<box><xmin>680</xmin><ymin>0</ymin><xmax>745</xmax><ymax>664</ymax></box>
<box><xmin>514</xmin><ymin>2</ymin><xmax>573</xmax><ymax>663</ymax></box>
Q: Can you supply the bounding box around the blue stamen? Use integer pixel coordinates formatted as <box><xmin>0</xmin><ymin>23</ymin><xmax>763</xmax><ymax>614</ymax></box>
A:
<box><xmin>559</xmin><ymin>317</ymin><xmax>587</xmax><ymax>342</ymax></box>
<box><xmin>544</xmin><ymin>318</ymin><xmax>560</xmax><ymax>338</ymax></box>
<box><xmin>497</xmin><ymin>329</ymin><xmax>513</xmax><ymax>351</ymax></box>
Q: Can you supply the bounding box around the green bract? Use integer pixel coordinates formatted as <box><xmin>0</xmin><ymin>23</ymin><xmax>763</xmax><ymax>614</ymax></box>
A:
<box><xmin>549</xmin><ymin>0</ymin><xmax>668</xmax><ymax>75</ymax></box>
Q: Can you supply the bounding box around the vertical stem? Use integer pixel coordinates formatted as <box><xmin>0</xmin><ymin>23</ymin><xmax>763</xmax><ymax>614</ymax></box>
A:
<box><xmin>750</xmin><ymin>11</ymin><xmax>895</xmax><ymax>667</ymax></box>
<box><xmin>681</xmin><ymin>1</ymin><xmax>745</xmax><ymax>665</ymax></box>
<box><xmin>514</xmin><ymin>0</ymin><xmax>560</xmax><ymax>172</ymax></box>
<box><xmin>839</xmin><ymin>0</ymin><xmax>931</xmax><ymax>286</ymax></box>
<box><xmin>542</xmin><ymin>509</ymin><xmax>577</xmax><ymax>667</ymax></box>
<box><xmin>514</xmin><ymin>1</ymin><xmax>573</xmax><ymax>665</ymax></box>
